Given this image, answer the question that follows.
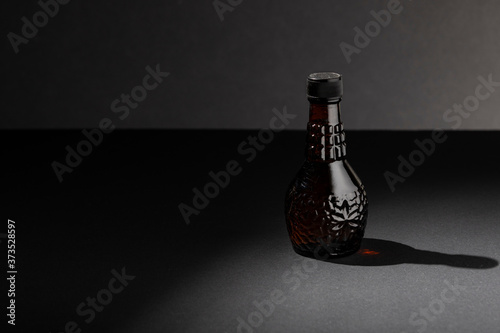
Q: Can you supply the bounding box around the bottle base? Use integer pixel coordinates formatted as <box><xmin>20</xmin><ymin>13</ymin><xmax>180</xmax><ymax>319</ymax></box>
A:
<box><xmin>292</xmin><ymin>242</ymin><xmax>361</xmax><ymax>260</ymax></box>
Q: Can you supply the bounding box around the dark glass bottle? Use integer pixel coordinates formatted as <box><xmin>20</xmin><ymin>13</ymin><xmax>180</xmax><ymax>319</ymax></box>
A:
<box><xmin>285</xmin><ymin>73</ymin><xmax>368</xmax><ymax>259</ymax></box>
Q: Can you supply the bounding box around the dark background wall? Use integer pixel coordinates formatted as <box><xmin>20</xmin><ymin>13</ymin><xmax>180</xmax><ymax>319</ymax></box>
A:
<box><xmin>2</xmin><ymin>0</ymin><xmax>500</xmax><ymax>130</ymax></box>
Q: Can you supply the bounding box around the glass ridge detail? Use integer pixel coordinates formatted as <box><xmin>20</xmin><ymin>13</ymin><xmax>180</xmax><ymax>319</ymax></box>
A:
<box><xmin>307</xmin><ymin>122</ymin><xmax>347</xmax><ymax>162</ymax></box>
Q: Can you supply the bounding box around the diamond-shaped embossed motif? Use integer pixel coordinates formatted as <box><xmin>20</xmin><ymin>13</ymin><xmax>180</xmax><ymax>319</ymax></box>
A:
<box><xmin>286</xmin><ymin>186</ymin><xmax>368</xmax><ymax>252</ymax></box>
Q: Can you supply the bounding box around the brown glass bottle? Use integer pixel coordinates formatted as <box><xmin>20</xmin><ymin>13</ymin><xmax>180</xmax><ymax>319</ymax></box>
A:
<box><xmin>285</xmin><ymin>73</ymin><xmax>368</xmax><ymax>259</ymax></box>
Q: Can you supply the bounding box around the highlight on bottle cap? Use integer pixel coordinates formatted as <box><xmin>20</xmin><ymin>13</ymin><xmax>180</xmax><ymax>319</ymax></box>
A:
<box><xmin>307</xmin><ymin>72</ymin><xmax>343</xmax><ymax>103</ymax></box>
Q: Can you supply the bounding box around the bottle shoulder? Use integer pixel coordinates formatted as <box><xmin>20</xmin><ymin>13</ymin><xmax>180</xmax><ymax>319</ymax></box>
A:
<box><xmin>288</xmin><ymin>159</ymin><xmax>365</xmax><ymax>197</ymax></box>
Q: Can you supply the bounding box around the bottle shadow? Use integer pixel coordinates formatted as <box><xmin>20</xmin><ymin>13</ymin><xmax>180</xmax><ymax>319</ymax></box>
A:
<box><xmin>323</xmin><ymin>238</ymin><xmax>498</xmax><ymax>269</ymax></box>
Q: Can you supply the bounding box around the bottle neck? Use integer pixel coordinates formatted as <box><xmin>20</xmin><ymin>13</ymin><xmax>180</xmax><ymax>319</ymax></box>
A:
<box><xmin>306</xmin><ymin>102</ymin><xmax>347</xmax><ymax>162</ymax></box>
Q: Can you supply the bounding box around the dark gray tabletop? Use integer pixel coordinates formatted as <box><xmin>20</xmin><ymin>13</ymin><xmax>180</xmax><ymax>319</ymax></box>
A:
<box><xmin>3</xmin><ymin>130</ymin><xmax>500</xmax><ymax>333</ymax></box>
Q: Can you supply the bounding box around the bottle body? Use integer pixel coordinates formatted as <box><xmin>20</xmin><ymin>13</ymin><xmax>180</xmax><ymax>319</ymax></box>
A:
<box><xmin>285</xmin><ymin>102</ymin><xmax>368</xmax><ymax>258</ymax></box>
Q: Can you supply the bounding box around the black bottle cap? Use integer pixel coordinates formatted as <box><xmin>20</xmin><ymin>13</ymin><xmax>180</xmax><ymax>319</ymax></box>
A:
<box><xmin>307</xmin><ymin>72</ymin><xmax>343</xmax><ymax>103</ymax></box>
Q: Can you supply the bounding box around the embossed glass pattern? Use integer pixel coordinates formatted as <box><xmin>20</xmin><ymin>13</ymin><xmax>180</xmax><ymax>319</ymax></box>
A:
<box><xmin>285</xmin><ymin>100</ymin><xmax>368</xmax><ymax>258</ymax></box>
